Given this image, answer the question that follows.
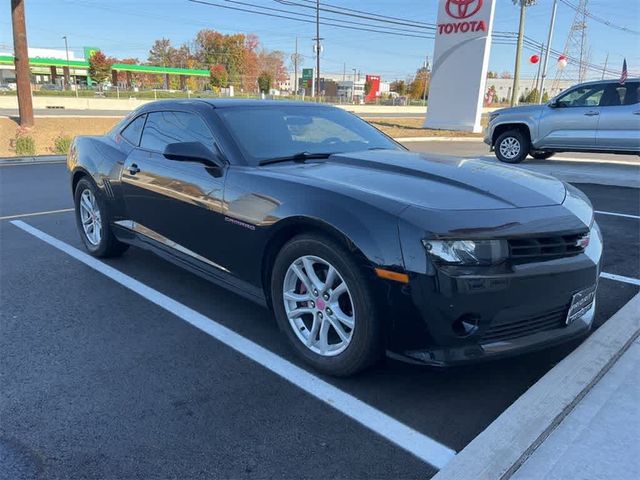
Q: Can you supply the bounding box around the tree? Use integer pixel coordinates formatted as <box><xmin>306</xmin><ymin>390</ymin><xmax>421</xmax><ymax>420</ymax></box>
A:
<box><xmin>408</xmin><ymin>66</ymin><xmax>429</xmax><ymax>100</ymax></box>
<box><xmin>148</xmin><ymin>38</ymin><xmax>177</xmax><ymax>66</ymax></box>
<box><xmin>257</xmin><ymin>71</ymin><xmax>272</xmax><ymax>93</ymax></box>
<box><xmin>364</xmin><ymin>79</ymin><xmax>373</xmax><ymax>96</ymax></box>
<box><xmin>390</xmin><ymin>79</ymin><xmax>407</xmax><ymax>96</ymax></box>
<box><xmin>209</xmin><ymin>64</ymin><xmax>228</xmax><ymax>88</ymax></box>
<box><xmin>487</xmin><ymin>71</ymin><xmax>498</xmax><ymax>78</ymax></box>
<box><xmin>500</xmin><ymin>71</ymin><xmax>513</xmax><ymax>79</ymax></box>
<box><xmin>88</xmin><ymin>51</ymin><xmax>112</xmax><ymax>88</ymax></box>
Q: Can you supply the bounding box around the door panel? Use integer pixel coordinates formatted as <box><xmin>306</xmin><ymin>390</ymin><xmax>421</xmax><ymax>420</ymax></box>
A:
<box><xmin>120</xmin><ymin>111</ymin><xmax>229</xmax><ymax>271</ymax></box>
<box><xmin>596</xmin><ymin>82</ymin><xmax>640</xmax><ymax>151</ymax></box>
<box><xmin>538</xmin><ymin>84</ymin><xmax>607</xmax><ymax>149</ymax></box>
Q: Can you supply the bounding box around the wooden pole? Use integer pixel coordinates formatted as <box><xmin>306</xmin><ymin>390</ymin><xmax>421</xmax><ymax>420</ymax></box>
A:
<box><xmin>11</xmin><ymin>0</ymin><xmax>34</xmax><ymax>127</ymax></box>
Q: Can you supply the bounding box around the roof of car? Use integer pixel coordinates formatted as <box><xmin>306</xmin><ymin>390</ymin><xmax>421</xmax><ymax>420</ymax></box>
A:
<box><xmin>137</xmin><ymin>98</ymin><xmax>336</xmax><ymax>111</ymax></box>
<box><xmin>573</xmin><ymin>78</ymin><xmax>639</xmax><ymax>86</ymax></box>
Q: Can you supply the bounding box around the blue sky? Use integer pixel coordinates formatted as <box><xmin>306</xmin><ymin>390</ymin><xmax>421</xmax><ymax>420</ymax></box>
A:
<box><xmin>1</xmin><ymin>0</ymin><xmax>638</xmax><ymax>81</ymax></box>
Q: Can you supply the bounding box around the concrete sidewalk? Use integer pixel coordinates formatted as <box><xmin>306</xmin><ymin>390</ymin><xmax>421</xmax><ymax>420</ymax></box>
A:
<box><xmin>434</xmin><ymin>293</ymin><xmax>640</xmax><ymax>480</ymax></box>
<box><xmin>512</xmin><ymin>337</ymin><xmax>640</xmax><ymax>480</ymax></box>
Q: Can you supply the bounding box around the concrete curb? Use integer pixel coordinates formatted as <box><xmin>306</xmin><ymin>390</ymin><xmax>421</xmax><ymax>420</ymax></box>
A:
<box><xmin>0</xmin><ymin>155</ymin><xmax>65</xmax><ymax>165</ymax></box>
<box><xmin>395</xmin><ymin>136</ymin><xmax>483</xmax><ymax>143</ymax></box>
<box><xmin>432</xmin><ymin>292</ymin><xmax>640</xmax><ymax>480</ymax></box>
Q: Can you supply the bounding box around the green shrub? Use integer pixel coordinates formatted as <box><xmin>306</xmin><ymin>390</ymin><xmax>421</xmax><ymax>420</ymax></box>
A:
<box><xmin>15</xmin><ymin>135</ymin><xmax>36</xmax><ymax>156</ymax></box>
<box><xmin>53</xmin><ymin>134</ymin><xmax>72</xmax><ymax>154</ymax></box>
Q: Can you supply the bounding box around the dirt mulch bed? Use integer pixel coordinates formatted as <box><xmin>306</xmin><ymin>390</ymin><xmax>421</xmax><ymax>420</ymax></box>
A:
<box><xmin>367</xmin><ymin>117</ymin><xmax>485</xmax><ymax>138</ymax></box>
<box><xmin>0</xmin><ymin>117</ymin><xmax>120</xmax><ymax>157</ymax></box>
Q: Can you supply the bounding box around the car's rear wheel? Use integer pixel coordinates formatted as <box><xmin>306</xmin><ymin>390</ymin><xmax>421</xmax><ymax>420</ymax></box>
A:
<box><xmin>271</xmin><ymin>234</ymin><xmax>383</xmax><ymax>376</ymax></box>
<box><xmin>495</xmin><ymin>129</ymin><xmax>529</xmax><ymax>164</ymax></box>
<box><xmin>531</xmin><ymin>151</ymin><xmax>555</xmax><ymax>160</ymax></box>
<box><xmin>74</xmin><ymin>177</ymin><xmax>128</xmax><ymax>258</ymax></box>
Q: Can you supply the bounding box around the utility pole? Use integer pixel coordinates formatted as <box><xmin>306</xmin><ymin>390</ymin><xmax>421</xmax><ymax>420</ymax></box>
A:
<box><xmin>421</xmin><ymin>55</ymin><xmax>429</xmax><ymax>106</ymax></box>
<box><xmin>601</xmin><ymin>52</ymin><xmax>609</xmax><ymax>80</ymax></box>
<box><xmin>343</xmin><ymin>62</ymin><xmax>346</xmax><ymax>81</ymax></box>
<box><xmin>510</xmin><ymin>0</ymin><xmax>526</xmax><ymax>107</ymax></box>
<box><xmin>293</xmin><ymin>37</ymin><xmax>299</xmax><ymax>96</ymax></box>
<box><xmin>314</xmin><ymin>0</ymin><xmax>322</xmax><ymax>100</ymax></box>
<box><xmin>11</xmin><ymin>0</ymin><xmax>34</xmax><ymax>127</ymax></box>
<box><xmin>538</xmin><ymin>0</ymin><xmax>557</xmax><ymax>104</ymax></box>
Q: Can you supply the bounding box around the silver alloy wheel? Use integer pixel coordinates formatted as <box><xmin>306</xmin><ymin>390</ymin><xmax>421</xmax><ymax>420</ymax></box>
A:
<box><xmin>499</xmin><ymin>136</ymin><xmax>521</xmax><ymax>160</ymax></box>
<box><xmin>79</xmin><ymin>188</ymin><xmax>102</xmax><ymax>246</ymax></box>
<box><xmin>282</xmin><ymin>255</ymin><xmax>355</xmax><ymax>357</ymax></box>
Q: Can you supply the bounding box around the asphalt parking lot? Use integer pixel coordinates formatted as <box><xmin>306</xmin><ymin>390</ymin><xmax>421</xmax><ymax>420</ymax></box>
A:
<box><xmin>1</xmin><ymin>160</ymin><xmax>638</xmax><ymax>479</ymax></box>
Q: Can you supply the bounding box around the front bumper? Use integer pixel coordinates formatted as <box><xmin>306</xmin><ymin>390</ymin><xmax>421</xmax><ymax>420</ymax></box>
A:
<box><xmin>386</xmin><ymin>223</ymin><xmax>602</xmax><ymax>367</ymax></box>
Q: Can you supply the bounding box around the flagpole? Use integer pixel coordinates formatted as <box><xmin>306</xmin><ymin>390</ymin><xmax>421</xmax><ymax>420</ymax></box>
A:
<box><xmin>601</xmin><ymin>53</ymin><xmax>608</xmax><ymax>80</ymax></box>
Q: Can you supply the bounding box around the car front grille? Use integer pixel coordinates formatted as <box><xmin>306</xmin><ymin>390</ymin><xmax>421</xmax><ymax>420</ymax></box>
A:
<box><xmin>509</xmin><ymin>231</ymin><xmax>589</xmax><ymax>263</ymax></box>
<box><xmin>481</xmin><ymin>305</ymin><xmax>569</xmax><ymax>344</ymax></box>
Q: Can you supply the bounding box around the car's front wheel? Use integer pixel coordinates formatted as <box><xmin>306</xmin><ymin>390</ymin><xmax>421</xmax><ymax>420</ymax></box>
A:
<box><xmin>495</xmin><ymin>129</ymin><xmax>529</xmax><ymax>164</ymax></box>
<box><xmin>271</xmin><ymin>234</ymin><xmax>383</xmax><ymax>376</ymax></box>
<box><xmin>74</xmin><ymin>177</ymin><xmax>128</xmax><ymax>258</ymax></box>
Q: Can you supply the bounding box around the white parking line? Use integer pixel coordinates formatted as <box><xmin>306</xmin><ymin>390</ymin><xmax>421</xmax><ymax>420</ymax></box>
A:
<box><xmin>0</xmin><ymin>208</ymin><xmax>74</xmax><ymax>221</ymax></box>
<box><xmin>600</xmin><ymin>272</ymin><xmax>640</xmax><ymax>287</ymax></box>
<box><xmin>595</xmin><ymin>210</ymin><xmax>640</xmax><ymax>220</ymax></box>
<box><xmin>9</xmin><ymin>219</ymin><xmax>456</xmax><ymax>470</ymax></box>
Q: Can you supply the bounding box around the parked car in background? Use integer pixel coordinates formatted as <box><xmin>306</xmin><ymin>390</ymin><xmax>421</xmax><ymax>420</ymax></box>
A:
<box><xmin>39</xmin><ymin>83</ymin><xmax>62</xmax><ymax>91</ymax></box>
<box><xmin>68</xmin><ymin>100</ymin><xmax>601</xmax><ymax>376</ymax></box>
<box><xmin>485</xmin><ymin>79</ymin><xmax>640</xmax><ymax>163</ymax></box>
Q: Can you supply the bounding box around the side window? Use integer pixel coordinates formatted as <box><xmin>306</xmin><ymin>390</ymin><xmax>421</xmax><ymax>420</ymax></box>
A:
<box><xmin>623</xmin><ymin>82</ymin><xmax>640</xmax><ymax>105</ymax></box>
<box><xmin>140</xmin><ymin>111</ymin><xmax>215</xmax><ymax>152</ymax></box>
<box><xmin>599</xmin><ymin>84</ymin><xmax>626</xmax><ymax>107</ymax></box>
<box><xmin>120</xmin><ymin>114</ymin><xmax>146</xmax><ymax>146</ymax></box>
<box><xmin>556</xmin><ymin>85</ymin><xmax>606</xmax><ymax>108</ymax></box>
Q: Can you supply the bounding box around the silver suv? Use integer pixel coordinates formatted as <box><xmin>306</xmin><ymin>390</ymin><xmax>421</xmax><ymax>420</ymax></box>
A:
<box><xmin>485</xmin><ymin>79</ymin><xmax>640</xmax><ymax>163</ymax></box>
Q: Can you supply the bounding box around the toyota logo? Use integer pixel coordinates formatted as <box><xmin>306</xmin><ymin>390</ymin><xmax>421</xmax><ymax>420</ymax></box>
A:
<box><xmin>445</xmin><ymin>0</ymin><xmax>483</xmax><ymax>19</ymax></box>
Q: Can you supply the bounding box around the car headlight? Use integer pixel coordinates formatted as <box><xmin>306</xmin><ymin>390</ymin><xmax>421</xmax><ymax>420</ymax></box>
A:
<box><xmin>488</xmin><ymin>112</ymin><xmax>500</xmax><ymax>123</ymax></box>
<box><xmin>422</xmin><ymin>239</ymin><xmax>508</xmax><ymax>265</ymax></box>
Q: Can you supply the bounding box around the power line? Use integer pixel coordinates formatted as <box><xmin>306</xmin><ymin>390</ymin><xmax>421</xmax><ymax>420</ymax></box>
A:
<box><xmin>559</xmin><ymin>0</ymin><xmax>640</xmax><ymax>35</ymax></box>
<box><xmin>274</xmin><ymin>0</ymin><xmax>436</xmax><ymax>31</ymax></box>
<box><xmin>188</xmin><ymin>0</ymin><xmax>436</xmax><ymax>39</ymax></box>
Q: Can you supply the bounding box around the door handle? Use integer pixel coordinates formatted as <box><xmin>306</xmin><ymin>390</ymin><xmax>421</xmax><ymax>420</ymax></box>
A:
<box><xmin>584</xmin><ymin>111</ymin><xmax>599</xmax><ymax>116</ymax></box>
<box><xmin>128</xmin><ymin>163</ymin><xmax>140</xmax><ymax>175</ymax></box>
<box><xmin>633</xmin><ymin>111</ymin><xmax>640</xmax><ymax>116</ymax></box>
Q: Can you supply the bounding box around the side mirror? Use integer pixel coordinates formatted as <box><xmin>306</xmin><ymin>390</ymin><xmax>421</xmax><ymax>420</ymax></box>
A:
<box><xmin>163</xmin><ymin>142</ymin><xmax>223</xmax><ymax>168</ymax></box>
<box><xmin>548</xmin><ymin>101</ymin><xmax>558</xmax><ymax>108</ymax></box>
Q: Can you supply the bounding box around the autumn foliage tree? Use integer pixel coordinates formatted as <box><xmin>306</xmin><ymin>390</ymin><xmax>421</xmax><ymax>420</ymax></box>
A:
<box><xmin>257</xmin><ymin>71</ymin><xmax>272</xmax><ymax>93</ymax></box>
<box><xmin>209</xmin><ymin>65</ymin><xmax>228</xmax><ymax>88</ymax></box>
<box><xmin>88</xmin><ymin>51</ymin><xmax>112</xmax><ymax>88</ymax></box>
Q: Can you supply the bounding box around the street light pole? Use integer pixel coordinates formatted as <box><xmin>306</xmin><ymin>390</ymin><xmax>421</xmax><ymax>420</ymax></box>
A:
<box><xmin>538</xmin><ymin>0</ymin><xmax>557</xmax><ymax>104</ymax></box>
<box><xmin>11</xmin><ymin>0</ymin><xmax>34</xmax><ymax>127</ymax></box>
<box><xmin>62</xmin><ymin>35</ymin><xmax>78</xmax><ymax>98</ymax></box>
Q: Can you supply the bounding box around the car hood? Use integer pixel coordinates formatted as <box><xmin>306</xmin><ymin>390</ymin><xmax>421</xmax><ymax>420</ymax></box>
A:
<box><xmin>269</xmin><ymin>150</ymin><xmax>567</xmax><ymax>211</ymax></box>
<box><xmin>492</xmin><ymin>104</ymin><xmax>546</xmax><ymax>116</ymax></box>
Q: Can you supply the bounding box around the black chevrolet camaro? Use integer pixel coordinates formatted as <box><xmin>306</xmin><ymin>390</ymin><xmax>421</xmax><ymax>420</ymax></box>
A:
<box><xmin>68</xmin><ymin>99</ymin><xmax>602</xmax><ymax>376</ymax></box>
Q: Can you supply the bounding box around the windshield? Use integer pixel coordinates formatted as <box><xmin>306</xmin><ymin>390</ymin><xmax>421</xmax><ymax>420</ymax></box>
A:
<box><xmin>216</xmin><ymin>105</ymin><xmax>402</xmax><ymax>165</ymax></box>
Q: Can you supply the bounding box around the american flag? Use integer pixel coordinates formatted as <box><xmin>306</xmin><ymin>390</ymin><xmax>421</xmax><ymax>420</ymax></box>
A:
<box><xmin>620</xmin><ymin>59</ymin><xmax>628</xmax><ymax>85</ymax></box>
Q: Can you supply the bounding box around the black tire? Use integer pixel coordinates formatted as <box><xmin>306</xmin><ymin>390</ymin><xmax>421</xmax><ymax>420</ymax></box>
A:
<box><xmin>530</xmin><ymin>151</ymin><xmax>555</xmax><ymax>160</ymax></box>
<box><xmin>74</xmin><ymin>177</ymin><xmax>129</xmax><ymax>258</ymax></box>
<box><xmin>494</xmin><ymin>129</ymin><xmax>530</xmax><ymax>164</ymax></box>
<box><xmin>271</xmin><ymin>234</ymin><xmax>383</xmax><ymax>376</ymax></box>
